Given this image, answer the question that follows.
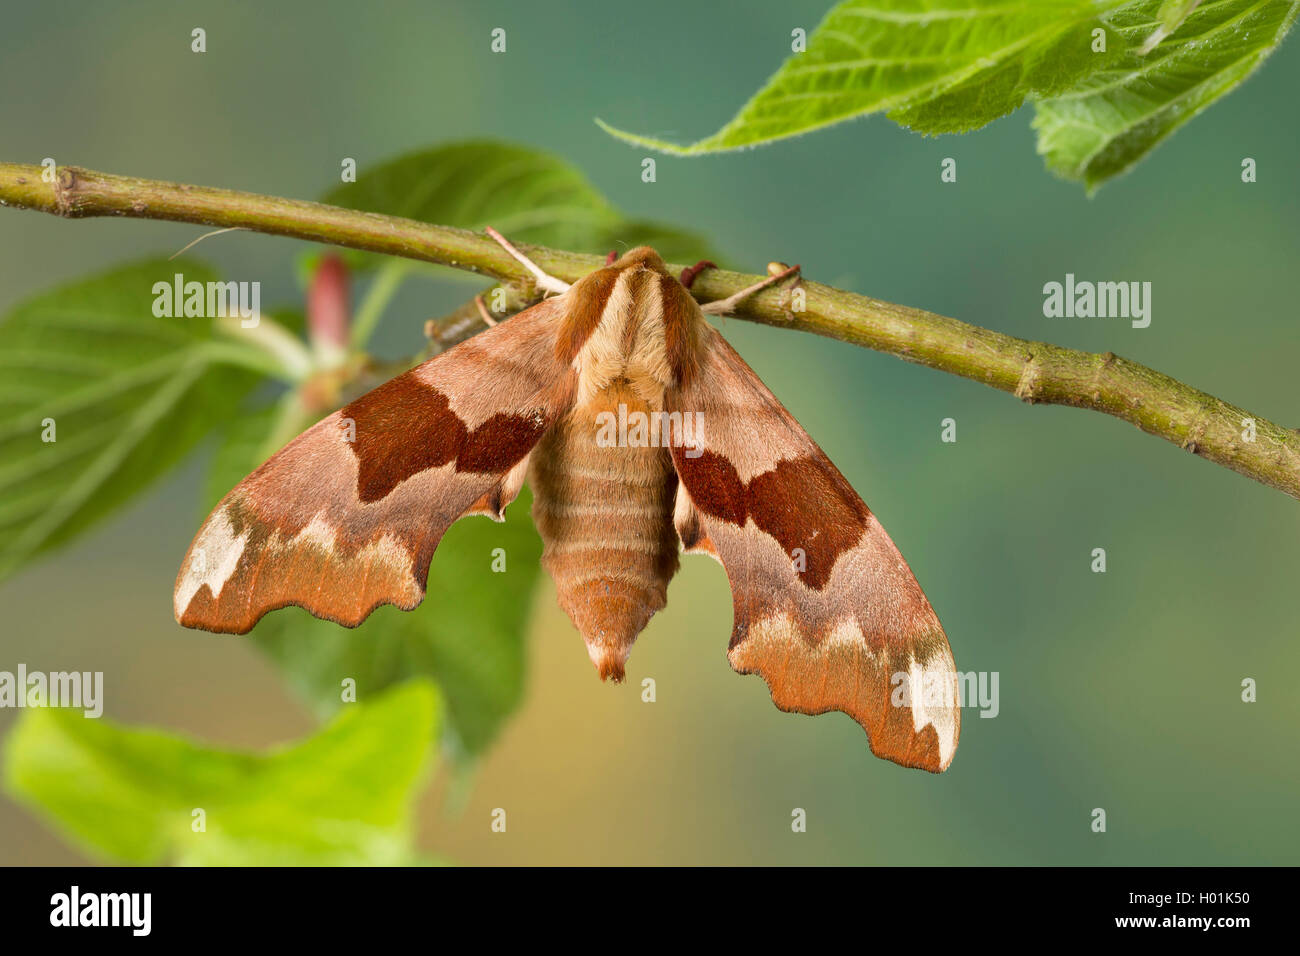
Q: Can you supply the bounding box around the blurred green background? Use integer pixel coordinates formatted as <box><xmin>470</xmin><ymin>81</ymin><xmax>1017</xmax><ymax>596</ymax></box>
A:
<box><xmin>1</xmin><ymin>0</ymin><xmax>1297</xmax><ymax>865</ymax></box>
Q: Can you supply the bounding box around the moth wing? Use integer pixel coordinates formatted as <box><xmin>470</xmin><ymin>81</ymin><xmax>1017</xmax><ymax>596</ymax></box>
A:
<box><xmin>175</xmin><ymin>297</ymin><xmax>575</xmax><ymax>634</ymax></box>
<box><xmin>668</xmin><ymin>326</ymin><xmax>960</xmax><ymax>772</ymax></box>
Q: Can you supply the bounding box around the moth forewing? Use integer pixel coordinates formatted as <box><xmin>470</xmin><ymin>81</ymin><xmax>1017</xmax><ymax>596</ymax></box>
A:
<box><xmin>173</xmin><ymin>295</ymin><xmax>577</xmax><ymax>634</ymax></box>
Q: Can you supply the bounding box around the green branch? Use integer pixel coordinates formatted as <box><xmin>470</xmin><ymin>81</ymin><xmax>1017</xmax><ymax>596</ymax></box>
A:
<box><xmin>2</xmin><ymin>161</ymin><xmax>1298</xmax><ymax>499</ymax></box>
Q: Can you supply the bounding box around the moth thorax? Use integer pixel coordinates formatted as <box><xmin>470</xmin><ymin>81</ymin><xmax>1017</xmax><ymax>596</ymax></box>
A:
<box><xmin>528</xmin><ymin>379</ymin><xmax>681</xmax><ymax>682</ymax></box>
<box><xmin>574</xmin><ymin>267</ymin><xmax>674</xmax><ymax>409</ymax></box>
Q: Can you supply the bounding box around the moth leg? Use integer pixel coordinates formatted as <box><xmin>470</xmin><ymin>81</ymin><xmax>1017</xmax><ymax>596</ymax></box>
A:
<box><xmin>484</xmin><ymin>226</ymin><xmax>571</xmax><ymax>295</ymax></box>
<box><xmin>698</xmin><ymin>263</ymin><xmax>801</xmax><ymax>315</ymax></box>
<box><xmin>605</xmin><ymin>249</ymin><xmax>619</xmax><ymax>265</ymax></box>
<box><xmin>679</xmin><ymin>259</ymin><xmax>717</xmax><ymax>289</ymax></box>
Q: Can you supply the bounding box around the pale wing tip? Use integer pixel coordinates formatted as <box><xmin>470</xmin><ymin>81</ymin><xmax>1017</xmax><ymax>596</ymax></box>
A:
<box><xmin>728</xmin><ymin>617</ymin><xmax>961</xmax><ymax>774</ymax></box>
<box><xmin>896</xmin><ymin>644</ymin><xmax>961</xmax><ymax>773</ymax></box>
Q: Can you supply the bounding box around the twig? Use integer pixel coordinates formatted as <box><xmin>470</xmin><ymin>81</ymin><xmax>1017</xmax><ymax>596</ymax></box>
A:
<box><xmin>2</xmin><ymin>161</ymin><xmax>1298</xmax><ymax>499</ymax></box>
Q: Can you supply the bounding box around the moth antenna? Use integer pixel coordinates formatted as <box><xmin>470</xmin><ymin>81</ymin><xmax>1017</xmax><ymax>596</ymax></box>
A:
<box><xmin>484</xmin><ymin>226</ymin><xmax>571</xmax><ymax>295</ymax></box>
<box><xmin>168</xmin><ymin>226</ymin><xmax>249</xmax><ymax>260</ymax></box>
<box><xmin>699</xmin><ymin>263</ymin><xmax>801</xmax><ymax>315</ymax></box>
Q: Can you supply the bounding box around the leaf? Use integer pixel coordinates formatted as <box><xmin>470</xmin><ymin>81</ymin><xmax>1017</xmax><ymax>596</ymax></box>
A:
<box><xmin>888</xmin><ymin>10</ymin><xmax>1130</xmax><ymax>134</ymax></box>
<box><xmin>0</xmin><ymin>259</ymin><xmax>261</xmax><ymax>580</ymax></box>
<box><xmin>2</xmin><ymin>681</ymin><xmax>439</xmax><ymax>866</ymax></box>
<box><xmin>316</xmin><ymin>140</ymin><xmax>717</xmax><ymax>271</ymax></box>
<box><xmin>250</xmin><ymin>490</ymin><xmax>542</xmax><ymax>759</ymax></box>
<box><xmin>597</xmin><ymin>0</ymin><xmax>1128</xmax><ymax>152</ymax></box>
<box><xmin>1034</xmin><ymin>0</ymin><xmax>1300</xmax><ymax>190</ymax></box>
<box><xmin>322</xmin><ymin>140</ymin><xmax>618</xmax><ymax>255</ymax></box>
<box><xmin>1160</xmin><ymin>0</ymin><xmax>1205</xmax><ymax>26</ymax></box>
<box><xmin>597</xmin><ymin>0</ymin><xmax>1299</xmax><ymax>190</ymax></box>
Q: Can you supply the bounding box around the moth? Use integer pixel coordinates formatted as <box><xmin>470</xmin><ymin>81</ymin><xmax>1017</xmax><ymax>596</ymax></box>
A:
<box><xmin>175</xmin><ymin>232</ymin><xmax>961</xmax><ymax>773</ymax></box>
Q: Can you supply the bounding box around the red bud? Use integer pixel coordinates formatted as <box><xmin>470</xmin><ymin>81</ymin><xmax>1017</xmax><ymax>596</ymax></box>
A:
<box><xmin>307</xmin><ymin>253</ymin><xmax>350</xmax><ymax>351</ymax></box>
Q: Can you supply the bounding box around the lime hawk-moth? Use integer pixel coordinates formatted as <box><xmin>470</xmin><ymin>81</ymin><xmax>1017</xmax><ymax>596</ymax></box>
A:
<box><xmin>174</xmin><ymin>234</ymin><xmax>961</xmax><ymax>773</ymax></box>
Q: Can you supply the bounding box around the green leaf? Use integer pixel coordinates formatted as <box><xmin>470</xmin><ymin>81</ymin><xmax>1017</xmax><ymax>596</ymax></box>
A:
<box><xmin>251</xmin><ymin>489</ymin><xmax>542</xmax><ymax>759</ymax></box>
<box><xmin>1034</xmin><ymin>0</ymin><xmax>1300</xmax><ymax>190</ymax></box>
<box><xmin>598</xmin><ymin>0</ymin><xmax>1299</xmax><ymax>190</ymax></box>
<box><xmin>597</xmin><ymin>0</ymin><xmax>1128</xmax><ymax>152</ymax></box>
<box><xmin>322</xmin><ymin>141</ymin><xmax>619</xmax><ymax>255</ymax></box>
<box><xmin>1155</xmin><ymin>0</ymin><xmax>1205</xmax><ymax>36</ymax></box>
<box><xmin>317</xmin><ymin>140</ymin><xmax>717</xmax><ymax>271</ymax></box>
<box><xmin>2</xmin><ymin>681</ymin><xmax>439</xmax><ymax>866</ymax></box>
<box><xmin>888</xmin><ymin>10</ymin><xmax>1130</xmax><ymax>134</ymax></box>
<box><xmin>0</xmin><ymin>259</ymin><xmax>261</xmax><ymax>580</ymax></box>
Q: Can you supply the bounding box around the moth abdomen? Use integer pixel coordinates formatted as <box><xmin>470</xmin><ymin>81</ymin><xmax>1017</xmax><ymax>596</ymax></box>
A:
<box><xmin>529</xmin><ymin>382</ymin><xmax>680</xmax><ymax>681</ymax></box>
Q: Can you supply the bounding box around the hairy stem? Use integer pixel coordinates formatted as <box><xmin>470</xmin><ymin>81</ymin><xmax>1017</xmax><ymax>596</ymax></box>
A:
<box><xmin>2</xmin><ymin>162</ymin><xmax>1298</xmax><ymax>499</ymax></box>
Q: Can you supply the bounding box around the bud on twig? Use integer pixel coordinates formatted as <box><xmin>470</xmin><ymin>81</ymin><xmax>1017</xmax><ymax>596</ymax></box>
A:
<box><xmin>308</xmin><ymin>253</ymin><xmax>350</xmax><ymax>365</ymax></box>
